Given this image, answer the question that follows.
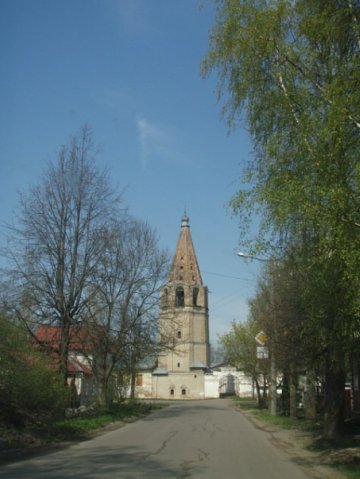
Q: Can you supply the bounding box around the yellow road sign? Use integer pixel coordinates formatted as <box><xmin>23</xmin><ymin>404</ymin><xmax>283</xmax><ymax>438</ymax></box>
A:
<box><xmin>255</xmin><ymin>331</ymin><xmax>267</xmax><ymax>345</ymax></box>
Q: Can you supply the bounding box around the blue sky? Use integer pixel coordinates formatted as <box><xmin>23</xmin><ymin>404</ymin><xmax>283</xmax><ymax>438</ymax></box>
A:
<box><xmin>0</xmin><ymin>0</ymin><xmax>262</xmax><ymax>346</ymax></box>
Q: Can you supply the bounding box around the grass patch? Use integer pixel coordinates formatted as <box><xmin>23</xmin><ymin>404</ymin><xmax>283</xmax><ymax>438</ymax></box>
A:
<box><xmin>252</xmin><ymin>408</ymin><xmax>321</xmax><ymax>433</ymax></box>
<box><xmin>333</xmin><ymin>465</ymin><xmax>360</xmax><ymax>479</ymax></box>
<box><xmin>1</xmin><ymin>401</ymin><xmax>167</xmax><ymax>449</ymax></box>
<box><xmin>54</xmin><ymin>401</ymin><xmax>164</xmax><ymax>436</ymax></box>
<box><xmin>55</xmin><ymin>413</ymin><xmax>115</xmax><ymax>434</ymax></box>
<box><xmin>232</xmin><ymin>397</ymin><xmax>258</xmax><ymax>411</ymax></box>
<box><xmin>233</xmin><ymin>397</ymin><xmax>320</xmax><ymax>433</ymax></box>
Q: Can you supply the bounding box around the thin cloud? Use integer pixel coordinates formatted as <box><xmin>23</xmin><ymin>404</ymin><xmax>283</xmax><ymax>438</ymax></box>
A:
<box><xmin>136</xmin><ymin>115</ymin><xmax>183</xmax><ymax>169</ymax></box>
<box><xmin>110</xmin><ymin>0</ymin><xmax>153</xmax><ymax>37</ymax></box>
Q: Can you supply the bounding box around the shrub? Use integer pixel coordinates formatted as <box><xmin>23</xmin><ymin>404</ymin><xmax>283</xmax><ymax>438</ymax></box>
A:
<box><xmin>0</xmin><ymin>315</ymin><xmax>70</xmax><ymax>427</ymax></box>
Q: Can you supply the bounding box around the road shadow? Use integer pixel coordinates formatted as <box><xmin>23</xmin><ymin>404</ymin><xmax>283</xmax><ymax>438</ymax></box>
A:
<box><xmin>0</xmin><ymin>443</ymin><xmax>202</xmax><ymax>479</ymax></box>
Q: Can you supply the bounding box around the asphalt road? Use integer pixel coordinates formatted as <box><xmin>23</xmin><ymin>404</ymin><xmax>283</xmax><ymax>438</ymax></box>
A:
<box><xmin>1</xmin><ymin>399</ymin><xmax>311</xmax><ymax>479</ymax></box>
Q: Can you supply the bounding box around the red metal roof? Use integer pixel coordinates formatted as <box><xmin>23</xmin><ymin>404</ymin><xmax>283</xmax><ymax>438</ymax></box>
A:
<box><xmin>34</xmin><ymin>325</ymin><xmax>94</xmax><ymax>376</ymax></box>
<box><xmin>35</xmin><ymin>325</ymin><xmax>95</xmax><ymax>352</ymax></box>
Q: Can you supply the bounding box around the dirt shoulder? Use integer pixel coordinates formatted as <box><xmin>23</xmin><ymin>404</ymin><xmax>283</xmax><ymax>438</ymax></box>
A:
<box><xmin>237</xmin><ymin>406</ymin><xmax>359</xmax><ymax>479</ymax></box>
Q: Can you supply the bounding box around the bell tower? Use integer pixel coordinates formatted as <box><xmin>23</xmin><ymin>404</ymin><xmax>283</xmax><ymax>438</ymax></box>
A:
<box><xmin>158</xmin><ymin>214</ymin><xmax>210</xmax><ymax>373</ymax></box>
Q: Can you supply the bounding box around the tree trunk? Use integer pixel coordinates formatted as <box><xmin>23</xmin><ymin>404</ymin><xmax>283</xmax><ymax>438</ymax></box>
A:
<box><xmin>130</xmin><ymin>368</ymin><xmax>136</xmax><ymax>400</ymax></box>
<box><xmin>281</xmin><ymin>370</ymin><xmax>290</xmax><ymax>416</ymax></box>
<box><xmin>97</xmin><ymin>382</ymin><xmax>107</xmax><ymax>407</ymax></box>
<box><xmin>289</xmin><ymin>372</ymin><xmax>298</xmax><ymax>419</ymax></box>
<box><xmin>254</xmin><ymin>377</ymin><xmax>264</xmax><ymax>408</ymax></box>
<box><xmin>59</xmin><ymin>319</ymin><xmax>71</xmax><ymax>386</ymax></box>
<box><xmin>97</xmin><ymin>366</ymin><xmax>110</xmax><ymax>408</ymax></box>
<box><xmin>305</xmin><ymin>370</ymin><xmax>317</xmax><ymax>421</ymax></box>
<box><xmin>323</xmin><ymin>362</ymin><xmax>345</xmax><ymax>440</ymax></box>
<box><xmin>254</xmin><ymin>375</ymin><xmax>268</xmax><ymax>409</ymax></box>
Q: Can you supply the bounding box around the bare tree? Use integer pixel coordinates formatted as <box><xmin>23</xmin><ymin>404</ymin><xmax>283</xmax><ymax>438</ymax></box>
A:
<box><xmin>3</xmin><ymin>126</ymin><xmax>123</xmax><ymax>383</ymax></box>
<box><xmin>85</xmin><ymin>217</ymin><xmax>169</xmax><ymax>406</ymax></box>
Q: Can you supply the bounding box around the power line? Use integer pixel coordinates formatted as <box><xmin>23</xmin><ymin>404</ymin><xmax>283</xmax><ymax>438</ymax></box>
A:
<box><xmin>202</xmin><ymin>270</ymin><xmax>256</xmax><ymax>283</ymax></box>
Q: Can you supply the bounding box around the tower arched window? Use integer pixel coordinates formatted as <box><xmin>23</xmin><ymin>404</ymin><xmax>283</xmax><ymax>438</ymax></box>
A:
<box><xmin>161</xmin><ymin>288</ymin><xmax>168</xmax><ymax>308</ymax></box>
<box><xmin>193</xmin><ymin>287</ymin><xmax>199</xmax><ymax>306</ymax></box>
<box><xmin>175</xmin><ymin>287</ymin><xmax>185</xmax><ymax>307</ymax></box>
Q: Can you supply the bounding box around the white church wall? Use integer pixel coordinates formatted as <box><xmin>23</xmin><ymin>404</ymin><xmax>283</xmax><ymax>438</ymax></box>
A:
<box><xmin>134</xmin><ymin>369</ymin><xmax>254</xmax><ymax>400</ymax></box>
<box><xmin>152</xmin><ymin>372</ymin><xmax>206</xmax><ymax>400</ymax></box>
<box><xmin>204</xmin><ymin>374</ymin><xmax>220</xmax><ymax>398</ymax></box>
<box><xmin>134</xmin><ymin>372</ymin><xmax>153</xmax><ymax>399</ymax></box>
<box><xmin>208</xmin><ymin>367</ymin><xmax>254</xmax><ymax>398</ymax></box>
<box><xmin>236</xmin><ymin>371</ymin><xmax>254</xmax><ymax>397</ymax></box>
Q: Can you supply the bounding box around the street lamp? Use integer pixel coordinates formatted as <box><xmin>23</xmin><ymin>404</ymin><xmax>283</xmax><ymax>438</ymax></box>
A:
<box><xmin>237</xmin><ymin>252</ymin><xmax>269</xmax><ymax>262</ymax></box>
<box><xmin>237</xmin><ymin>251</ymin><xmax>278</xmax><ymax>416</ymax></box>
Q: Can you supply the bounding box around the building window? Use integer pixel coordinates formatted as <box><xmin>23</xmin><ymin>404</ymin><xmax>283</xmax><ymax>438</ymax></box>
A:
<box><xmin>170</xmin><ymin>388</ymin><xmax>175</xmax><ymax>396</ymax></box>
<box><xmin>177</xmin><ymin>362</ymin><xmax>180</xmax><ymax>368</ymax></box>
<box><xmin>182</xmin><ymin>388</ymin><xmax>186</xmax><ymax>396</ymax></box>
<box><xmin>193</xmin><ymin>287</ymin><xmax>199</xmax><ymax>306</ymax></box>
<box><xmin>136</xmin><ymin>374</ymin><xmax>143</xmax><ymax>386</ymax></box>
<box><xmin>175</xmin><ymin>287</ymin><xmax>184</xmax><ymax>307</ymax></box>
<box><xmin>177</xmin><ymin>331</ymin><xmax>182</xmax><ymax>339</ymax></box>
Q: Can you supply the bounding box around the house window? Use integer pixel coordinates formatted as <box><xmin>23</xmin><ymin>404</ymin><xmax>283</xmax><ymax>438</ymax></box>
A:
<box><xmin>170</xmin><ymin>388</ymin><xmax>175</xmax><ymax>396</ymax></box>
<box><xmin>175</xmin><ymin>287</ymin><xmax>184</xmax><ymax>307</ymax></box>
<box><xmin>177</xmin><ymin>331</ymin><xmax>182</xmax><ymax>339</ymax></box>
<box><xmin>182</xmin><ymin>388</ymin><xmax>186</xmax><ymax>396</ymax></box>
<box><xmin>177</xmin><ymin>362</ymin><xmax>180</xmax><ymax>368</ymax></box>
<box><xmin>136</xmin><ymin>374</ymin><xmax>143</xmax><ymax>386</ymax></box>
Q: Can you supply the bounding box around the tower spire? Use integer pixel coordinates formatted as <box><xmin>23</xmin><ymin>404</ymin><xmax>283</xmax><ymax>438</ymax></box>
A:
<box><xmin>168</xmin><ymin>214</ymin><xmax>203</xmax><ymax>285</ymax></box>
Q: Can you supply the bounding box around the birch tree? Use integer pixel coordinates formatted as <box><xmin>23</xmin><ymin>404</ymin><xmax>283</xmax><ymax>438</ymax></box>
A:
<box><xmin>203</xmin><ymin>0</ymin><xmax>360</xmax><ymax>439</ymax></box>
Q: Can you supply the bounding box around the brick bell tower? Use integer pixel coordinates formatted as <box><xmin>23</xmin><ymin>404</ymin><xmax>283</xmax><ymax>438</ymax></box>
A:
<box><xmin>158</xmin><ymin>213</ymin><xmax>210</xmax><ymax>374</ymax></box>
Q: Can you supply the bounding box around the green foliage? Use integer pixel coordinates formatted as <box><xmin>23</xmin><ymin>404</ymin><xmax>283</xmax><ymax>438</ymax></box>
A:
<box><xmin>204</xmin><ymin>0</ymin><xmax>360</xmax><ymax>248</ymax></box>
<box><xmin>220</xmin><ymin>317</ymin><xmax>260</xmax><ymax>373</ymax></box>
<box><xmin>0</xmin><ymin>314</ymin><xmax>70</xmax><ymax>427</ymax></box>
<box><xmin>220</xmin><ymin>317</ymin><xmax>269</xmax><ymax>407</ymax></box>
<box><xmin>204</xmin><ymin>0</ymin><xmax>360</xmax><ymax>439</ymax></box>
